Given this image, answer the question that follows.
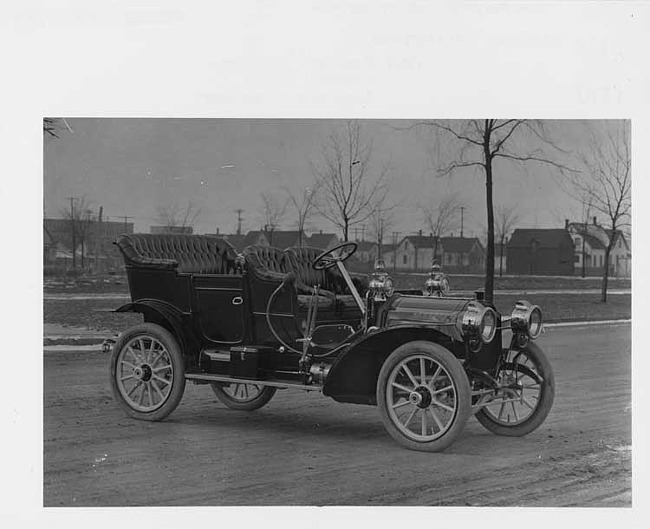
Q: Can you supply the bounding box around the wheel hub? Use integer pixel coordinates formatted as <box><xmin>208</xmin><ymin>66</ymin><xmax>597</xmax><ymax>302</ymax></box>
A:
<box><xmin>133</xmin><ymin>364</ymin><xmax>152</xmax><ymax>382</ymax></box>
<box><xmin>409</xmin><ymin>386</ymin><xmax>433</xmax><ymax>408</ymax></box>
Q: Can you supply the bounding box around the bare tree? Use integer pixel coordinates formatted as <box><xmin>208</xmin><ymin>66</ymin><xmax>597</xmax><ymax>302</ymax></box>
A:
<box><xmin>313</xmin><ymin>121</ymin><xmax>390</xmax><ymax>241</ymax></box>
<box><xmin>59</xmin><ymin>195</ymin><xmax>93</xmax><ymax>270</ymax></box>
<box><xmin>420</xmin><ymin>193</ymin><xmax>461</xmax><ymax>262</ymax></box>
<box><xmin>155</xmin><ymin>199</ymin><xmax>201</xmax><ymax>231</ymax></box>
<box><xmin>284</xmin><ymin>183</ymin><xmax>319</xmax><ymax>247</ymax></box>
<box><xmin>258</xmin><ymin>191</ymin><xmax>289</xmax><ymax>245</ymax></box>
<box><xmin>366</xmin><ymin>195</ymin><xmax>398</xmax><ymax>260</ymax></box>
<box><xmin>574</xmin><ymin>122</ymin><xmax>631</xmax><ymax>302</ymax></box>
<box><xmin>494</xmin><ymin>205</ymin><xmax>520</xmax><ymax>277</ymax></box>
<box><xmin>43</xmin><ymin>118</ymin><xmax>59</xmax><ymax>138</ymax></box>
<box><xmin>43</xmin><ymin>117</ymin><xmax>73</xmax><ymax>139</ymax></box>
<box><xmin>415</xmin><ymin>120</ymin><xmax>575</xmax><ymax>301</ymax></box>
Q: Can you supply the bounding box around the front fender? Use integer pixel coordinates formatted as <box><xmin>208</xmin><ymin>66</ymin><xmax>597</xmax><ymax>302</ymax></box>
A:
<box><xmin>115</xmin><ymin>299</ymin><xmax>197</xmax><ymax>360</ymax></box>
<box><xmin>322</xmin><ymin>325</ymin><xmax>459</xmax><ymax>405</ymax></box>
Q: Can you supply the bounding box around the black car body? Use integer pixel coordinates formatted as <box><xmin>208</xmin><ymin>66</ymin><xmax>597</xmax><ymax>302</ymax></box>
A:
<box><xmin>109</xmin><ymin>233</ymin><xmax>554</xmax><ymax>452</ymax></box>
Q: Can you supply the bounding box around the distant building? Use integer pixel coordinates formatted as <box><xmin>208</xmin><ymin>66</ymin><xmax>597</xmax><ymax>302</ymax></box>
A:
<box><xmin>221</xmin><ymin>231</ymin><xmax>269</xmax><ymax>252</ymax></box>
<box><xmin>43</xmin><ymin>217</ymin><xmax>133</xmax><ymax>272</ymax></box>
<box><xmin>307</xmin><ymin>232</ymin><xmax>340</xmax><ymax>251</ymax></box>
<box><xmin>390</xmin><ymin>233</ymin><xmax>484</xmax><ymax>273</ymax></box>
<box><xmin>494</xmin><ymin>241</ymin><xmax>508</xmax><ymax>275</ymax></box>
<box><xmin>263</xmin><ymin>230</ymin><xmax>304</xmax><ymax>249</ymax></box>
<box><xmin>566</xmin><ymin>218</ymin><xmax>631</xmax><ymax>277</ymax></box>
<box><xmin>354</xmin><ymin>240</ymin><xmax>377</xmax><ymax>263</ymax></box>
<box><xmin>150</xmin><ymin>225</ymin><xmax>193</xmax><ymax>235</ymax></box>
<box><xmin>507</xmin><ymin>229</ymin><xmax>574</xmax><ymax>275</ymax></box>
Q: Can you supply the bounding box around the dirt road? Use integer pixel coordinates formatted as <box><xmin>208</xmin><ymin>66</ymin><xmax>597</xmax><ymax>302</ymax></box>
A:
<box><xmin>43</xmin><ymin>323</ymin><xmax>631</xmax><ymax>507</ymax></box>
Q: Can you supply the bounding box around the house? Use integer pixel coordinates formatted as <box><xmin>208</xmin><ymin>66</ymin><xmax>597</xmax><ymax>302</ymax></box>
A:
<box><xmin>439</xmin><ymin>237</ymin><xmax>485</xmax><ymax>274</ymax></box>
<box><xmin>391</xmin><ymin>232</ymin><xmax>485</xmax><ymax>273</ymax></box>
<box><xmin>43</xmin><ymin>217</ymin><xmax>134</xmax><ymax>273</ymax></box>
<box><xmin>507</xmin><ymin>229</ymin><xmax>574</xmax><ymax>275</ymax></box>
<box><xmin>394</xmin><ymin>234</ymin><xmax>439</xmax><ymax>271</ymax></box>
<box><xmin>150</xmin><ymin>225</ymin><xmax>193</xmax><ymax>235</ymax></box>
<box><xmin>354</xmin><ymin>240</ymin><xmax>377</xmax><ymax>263</ymax></box>
<box><xmin>494</xmin><ymin>241</ymin><xmax>508</xmax><ymax>275</ymax></box>
<box><xmin>306</xmin><ymin>232</ymin><xmax>339</xmax><ymax>250</ymax></box>
<box><xmin>566</xmin><ymin>218</ymin><xmax>631</xmax><ymax>277</ymax></box>
<box><xmin>221</xmin><ymin>231</ymin><xmax>269</xmax><ymax>252</ymax></box>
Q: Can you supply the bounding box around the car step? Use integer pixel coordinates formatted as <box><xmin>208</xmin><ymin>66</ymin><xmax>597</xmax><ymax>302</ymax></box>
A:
<box><xmin>185</xmin><ymin>373</ymin><xmax>322</xmax><ymax>392</ymax></box>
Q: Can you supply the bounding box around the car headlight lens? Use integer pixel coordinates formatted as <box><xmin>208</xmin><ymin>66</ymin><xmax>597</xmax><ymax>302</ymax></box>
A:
<box><xmin>461</xmin><ymin>302</ymin><xmax>497</xmax><ymax>344</ymax></box>
<box><xmin>511</xmin><ymin>300</ymin><xmax>543</xmax><ymax>339</ymax></box>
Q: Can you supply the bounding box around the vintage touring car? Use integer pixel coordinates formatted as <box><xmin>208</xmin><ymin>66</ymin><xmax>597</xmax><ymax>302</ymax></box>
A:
<box><xmin>108</xmin><ymin>233</ymin><xmax>554</xmax><ymax>452</ymax></box>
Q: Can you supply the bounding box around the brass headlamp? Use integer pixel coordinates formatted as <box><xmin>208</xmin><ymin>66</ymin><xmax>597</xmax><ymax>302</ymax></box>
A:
<box><xmin>461</xmin><ymin>301</ymin><xmax>497</xmax><ymax>345</ymax></box>
<box><xmin>510</xmin><ymin>300</ymin><xmax>543</xmax><ymax>340</ymax></box>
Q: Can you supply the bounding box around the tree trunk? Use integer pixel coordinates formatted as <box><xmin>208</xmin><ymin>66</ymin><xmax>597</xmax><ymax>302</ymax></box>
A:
<box><xmin>484</xmin><ymin>151</ymin><xmax>495</xmax><ymax>302</ymax></box>
<box><xmin>601</xmin><ymin>238</ymin><xmax>614</xmax><ymax>303</ymax></box>
<box><xmin>499</xmin><ymin>236</ymin><xmax>504</xmax><ymax>277</ymax></box>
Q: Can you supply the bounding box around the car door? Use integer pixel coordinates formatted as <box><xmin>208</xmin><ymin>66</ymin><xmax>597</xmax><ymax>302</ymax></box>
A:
<box><xmin>193</xmin><ymin>275</ymin><xmax>246</xmax><ymax>343</ymax></box>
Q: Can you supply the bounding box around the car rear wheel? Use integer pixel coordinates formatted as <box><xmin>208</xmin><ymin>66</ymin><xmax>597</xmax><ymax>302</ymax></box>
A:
<box><xmin>211</xmin><ymin>383</ymin><xmax>276</xmax><ymax>411</ymax></box>
<box><xmin>377</xmin><ymin>341</ymin><xmax>471</xmax><ymax>452</ymax></box>
<box><xmin>110</xmin><ymin>323</ymin><xmax>186</xmax><ymax>421</ymax></box>
<box><xmin>475</xmin><ymin>342</ymin><xmax>554</xmax><ymax>436</ymax></box>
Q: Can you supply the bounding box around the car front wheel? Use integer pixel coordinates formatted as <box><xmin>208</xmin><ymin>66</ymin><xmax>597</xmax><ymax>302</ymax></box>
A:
<box><xmin>377</xmin><ymin>341</ymin><xmax>471</xmax><ymax>452</ymax></box>
<box><xmin>475</xmin><ymin>342</ymin><xmax>555</xmax><ymax>436</ymax></box>
<box><xmin>211</xmin><ymin>383</ymin><xmax>276</xmax><ymax>411</ymax></box>
<box><xmin>110</xmin><ymin>323</ymin><xmax>186</xmax><ymax>421</ymax></box>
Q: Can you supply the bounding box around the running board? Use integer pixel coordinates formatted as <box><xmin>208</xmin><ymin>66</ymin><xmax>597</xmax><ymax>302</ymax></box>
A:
<box><xmin>185</xmin><ymin>373</ymin><xmax>322</xmax><ymax>392</ymax></box>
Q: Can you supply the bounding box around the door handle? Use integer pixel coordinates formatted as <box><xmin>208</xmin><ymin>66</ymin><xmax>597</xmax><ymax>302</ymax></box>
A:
<box><xmin>232</xmin><ymin>296</ymin><xmax>243</xmax><ymax>305</ymax></box>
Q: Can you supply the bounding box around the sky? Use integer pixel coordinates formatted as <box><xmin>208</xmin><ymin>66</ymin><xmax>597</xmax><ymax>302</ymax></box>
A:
<box><xmin>43</xmin><ymin>118</ymin><xmax>606</xmax><ymax>241</ymax></box>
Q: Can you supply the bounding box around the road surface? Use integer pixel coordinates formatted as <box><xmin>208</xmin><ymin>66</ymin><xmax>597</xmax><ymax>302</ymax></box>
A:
<box><xmin>43</xmin><ymin>322</ymin><xmax>631</xmax><ymax>506</ymax></box>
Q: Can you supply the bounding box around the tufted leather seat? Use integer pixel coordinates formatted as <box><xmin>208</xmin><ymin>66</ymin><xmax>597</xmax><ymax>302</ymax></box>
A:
<box><xmin>243</xmin><ymin>245</ymin><xmax>368</xmax><ymax>314</ymax></box>
<box><xmin>116</xmin><ymin>234</ymin><xmax>240</xmax><ymax>275</ymax></box>
<box><xmin>285</xmin><ymin>246</ymin><xmax>369</xmax><ymax>297</ymax></box>
<box><xmin>242</xmin><ymin>245</ymin><xmax>293</xmax><ymax>281</ymax></box>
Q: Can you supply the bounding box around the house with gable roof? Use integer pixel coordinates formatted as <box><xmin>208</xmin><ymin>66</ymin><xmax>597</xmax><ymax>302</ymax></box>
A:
<box><xmin>506</xmin><ymin>229</ymin><xmax>574</xmax><ymax>275</ymax></box>
<box><xmin>391</xmin><ymin>231</ymin><xmax>485</xmax><ymax>273</ymax></box>
<box><xmin>566</xmin><ymin>218</ymin><xmax>631</xmax><ymax>277</ymax></box>
<box><xmin>306</xmin><ymin>231</ymin><xmax>339</xmax><ymax>250</ymax></box>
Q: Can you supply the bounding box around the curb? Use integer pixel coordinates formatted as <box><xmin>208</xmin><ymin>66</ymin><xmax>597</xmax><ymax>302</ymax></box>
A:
<box><xmin>544</xmin><ymin>319</ymin><xmax>631</xmax><ymax>328</ymax></box>
<box><xmin>43</xmin><ymin>336</ymin><xmax>113</xmax><ymax>347</ymax></box>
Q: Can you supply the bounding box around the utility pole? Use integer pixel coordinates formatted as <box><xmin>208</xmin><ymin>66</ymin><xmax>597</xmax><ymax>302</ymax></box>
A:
<box><xmin>121</xmin><ymin>215</ymin><xmax>133</xmax><ymax>234</ymax></box>
<box><xmin>460</xmin><ymin>206</ymin><xmax>465</xmax><ymax>238</ymax></box>
<box><xmin>67</xmin><ymin>196</ymin><xmax>77</xmax><ymax>269</ymax></box>
<box><xmin>235</xmin><ymin>209</ymin><xmax>244</xmax><ymax>236</ymax></box>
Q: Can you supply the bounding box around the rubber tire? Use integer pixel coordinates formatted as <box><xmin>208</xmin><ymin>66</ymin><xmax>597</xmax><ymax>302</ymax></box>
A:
<box><xmin>377</xmin><ymin>341</ymin><xmax>472</xmax><ymax>452</ymax></box>
<box><xmin>110</xmin><ymin>323</ymin><xmax>186</xmax><ymax>421</ymax></box>
<box><xmin>475</xmin><ymin>342</ymin><xmax>555</xmax><ymax>437</ymax></box>
<box><xmin>211</xmin><ymin>383</ymin><xmax>277</xmax><ymax>411</ymax></box>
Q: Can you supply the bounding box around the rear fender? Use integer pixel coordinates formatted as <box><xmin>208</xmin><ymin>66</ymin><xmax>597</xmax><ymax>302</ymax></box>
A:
<box><xmin>115</xmin><ymin>300</ymin><xmax>198</xmax><ymax>362</ymax></box>
<box><xmin>322</xmin><ymin>325</ymin><xmax>458</xmax><ymax>405</ymax></box>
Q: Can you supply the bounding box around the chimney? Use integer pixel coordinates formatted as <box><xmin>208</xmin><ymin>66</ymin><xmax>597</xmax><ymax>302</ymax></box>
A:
<box><xmin>320</xmin><ymin>229</ymin><xmax>323</xmax><ymax>234</ymax></box>
<box><xmin>419</xmin><ymin>229</ymin><xmax>422</xmax><ymax>236</ymax></box>
<box><xmin>565</xmin><ymin>219</ymin><xmax>569</xmax><ymax>230</ymax></box>
<box><xmin>593</xmin><ymin>216</ymin><xmax>597</xmax><ymax>226</ymax></box>
<box><xmin>216</xmin><ymin>227</ymin><xmax>220</xmax><ymax>234</ymax></box>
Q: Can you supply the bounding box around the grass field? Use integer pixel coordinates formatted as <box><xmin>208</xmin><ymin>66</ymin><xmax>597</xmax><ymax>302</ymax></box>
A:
<box><xmin>43</xmin><ymin>291</ymin><xmax>631</xmax><ymax>335</ymax></box>
<box><xmin>44</xmin><ymin>272</ymin><xmax>630</xmax><ymax>294</ymax></box>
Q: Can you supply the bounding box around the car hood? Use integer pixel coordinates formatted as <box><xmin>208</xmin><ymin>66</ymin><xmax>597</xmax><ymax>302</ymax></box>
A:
<box><xmin>383</xmin><ymin>295</ymin><xmax>473</xmax><ymax>342</ymax></box>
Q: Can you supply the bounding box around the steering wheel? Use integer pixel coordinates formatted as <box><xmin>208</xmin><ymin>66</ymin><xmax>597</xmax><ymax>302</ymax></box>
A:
<box><xmin>312</xmin><ymin>242</ymin><xmax>358</xmax><ymax>270</ymax></box>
